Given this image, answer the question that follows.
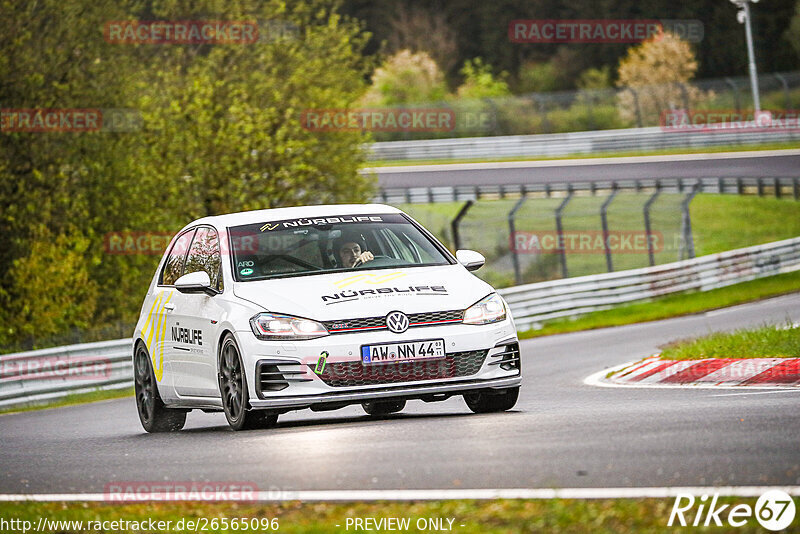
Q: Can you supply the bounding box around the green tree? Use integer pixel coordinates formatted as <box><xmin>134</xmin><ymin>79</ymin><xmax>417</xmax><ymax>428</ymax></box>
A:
<box><xmin>0</xmin><ymin>0</ymin><xmax>375</xmax><ymax>348</ymax></box>
<box><xmin>616</xmin><ymin>32</ymin><xmax>701</xmax><ymax>125</ymax></box>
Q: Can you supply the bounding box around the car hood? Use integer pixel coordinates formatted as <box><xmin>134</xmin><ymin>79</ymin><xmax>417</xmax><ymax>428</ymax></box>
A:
<box><xmin>232</xmin><ymin>264</ymin><xmax>493</xmax><ymax>321</ymax></box>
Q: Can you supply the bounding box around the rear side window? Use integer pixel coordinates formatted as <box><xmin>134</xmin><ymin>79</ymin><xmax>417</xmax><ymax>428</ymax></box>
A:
<box><xmin>160</xmin><ymin>229</ymin><xmax>195</xmax><ymax>285</ymax></box>
<box><xmin>184</xmin><ymin>227</ymin><xmax>224</xmax><ymax>291</ymax></box>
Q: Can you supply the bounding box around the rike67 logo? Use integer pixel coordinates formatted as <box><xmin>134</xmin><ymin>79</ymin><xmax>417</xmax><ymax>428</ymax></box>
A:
<box><xmin>668</xmin><ymin>490</ymin><xmax>796</xmax><ymax>530</ymax></box>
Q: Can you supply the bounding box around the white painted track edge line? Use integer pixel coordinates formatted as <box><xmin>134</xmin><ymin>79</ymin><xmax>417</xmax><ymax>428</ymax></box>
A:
<box><xmin>2</xmin><ymin>487</ymin><xmax>800</xmax><ymax>501</ymax></box>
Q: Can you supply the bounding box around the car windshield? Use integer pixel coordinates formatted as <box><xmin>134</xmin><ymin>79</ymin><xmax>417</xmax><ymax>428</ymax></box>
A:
<box><xmin>229</xmin><ymin>213</ymin><xmax>452</xmax><ymax>281</ymax></box>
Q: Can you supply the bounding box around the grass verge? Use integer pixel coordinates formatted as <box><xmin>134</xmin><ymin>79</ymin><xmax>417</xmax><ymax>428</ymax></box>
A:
<box><xmin>367</xmin><ymin>142</ymin><xmax>800</xmax><ymax>167</ymax></box>
<box><xmin>0</xmin><ymin>387</ymin><xmax>133</xmax><ymax>416</ymax></box>
<box><xmin>0</xmin><ymin>499</ymin><xmax>770</xmax><ymax>533</ymax></box>
<box><xmin>518</xmin><ymin>270</ymin><xmax>800</xmax><ymax>340</ymax></box>
<box><xmin>659</xmin><ymin>323</ymin><xmax>800</xmax><ymax>361</ymax></box>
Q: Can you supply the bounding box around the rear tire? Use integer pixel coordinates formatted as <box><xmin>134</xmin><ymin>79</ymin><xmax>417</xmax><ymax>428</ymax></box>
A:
<box><xmin>464</xmin><ymin>387</ymin><xmax>519</xmax><ymax>414</ymax></box>
<box><xmin>362</xmin><ymin>399</ymin><xmax>406</xmax><ymax>416</ymax></box>
<box><xmin>218</xmin><ymin>334</ymin><xmax>279</xmax><ymax>431</ymax></box>
<box><xmin>134</xmin><ymin>343</ymin><xmax>187</xmax><ymax>433</ymax></box>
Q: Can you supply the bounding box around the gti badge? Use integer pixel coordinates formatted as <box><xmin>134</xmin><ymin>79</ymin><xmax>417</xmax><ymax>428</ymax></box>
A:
<box><xmin>386</xmin><ymin>311</ymin><xmax>410</xmax><ymax>333</ymax></box>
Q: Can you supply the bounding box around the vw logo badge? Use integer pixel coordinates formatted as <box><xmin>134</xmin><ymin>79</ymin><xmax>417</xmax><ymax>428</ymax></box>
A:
<box><xmin>386</xmin><ymin>311</ymin><xmax>410</xmax><ymax>333</ymax></box>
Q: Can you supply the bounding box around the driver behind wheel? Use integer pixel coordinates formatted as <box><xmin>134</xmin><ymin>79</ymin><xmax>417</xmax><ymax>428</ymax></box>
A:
<box><xmin>335</xmin><ymin>232</ymin><xmax>374</xmax><ymax>268</ymax></box>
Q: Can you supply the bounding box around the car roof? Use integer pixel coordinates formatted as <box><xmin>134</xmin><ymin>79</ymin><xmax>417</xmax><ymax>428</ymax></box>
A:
<box><xmin>183</xmin><ymin>204</ymin><xmax>404</xmax><ymax>232</ymax></box>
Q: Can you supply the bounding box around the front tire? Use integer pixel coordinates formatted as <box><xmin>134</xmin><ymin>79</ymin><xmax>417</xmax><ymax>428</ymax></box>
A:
<box><xmin>464</xmin><ymin>387</ymin><xmax>519</xmax><ymax>414</ymax></box>
<box><xmin>218</xmin><ymin>334</ymin><xmax>278</xmax><ymax>431</ymax></box>
<box><xmin>362</xmin><ymin>399</ymin><xmax>406</xmax><ymax>416</ymax></box>
<box><xmin>134</xmin><ymin>343</ymin><xmax>187</xmax><ymax>433</ymax></box>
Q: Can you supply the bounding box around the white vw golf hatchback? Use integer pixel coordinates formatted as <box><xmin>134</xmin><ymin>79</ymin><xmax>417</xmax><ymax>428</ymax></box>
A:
<box><xmin>133</xmin><ymin>204</ymin><xmax>521</xmax><ymax>431</ymax></box>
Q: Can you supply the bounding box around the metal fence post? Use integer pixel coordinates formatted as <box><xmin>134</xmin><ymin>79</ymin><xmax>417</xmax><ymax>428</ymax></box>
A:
<box><xmin>625</xmin><ymin>87</ymin><xmax>643</xmax><ymax>128</ymax></box>
<box><xmin>535</xmin><ymin>95</ymin><xmax>551</xmax><ymax>134</ymax></box>
<box><xmin>680</xmin><ymin>183</ymin><xmax>701</xmax><ymax>260</ymax></box>
<box><xmin>677</xmin><ymin>82</ymin><xmax>690</xmax><ymax>110</ymax></box>
<box><xmin>586</xmin><ymin>92</ymin><xmax>596</xmax><ymax>130</ymax></box>
<box><xmin>774</xmin><ymin>73</ymin><xmax>790</xmax><ymax>110</ymax></box>
<box><xmin>794</xmin><ymin>177</ymin><xmax>799</xmax><ymax>201</ymax></box>
<box><xmin>725</xmin><ymin>77</ymin><xmax>741</xmax><ymax>114</ymax></box>
<box><xmin>555</xmin><ymin>186</ymin><xmax>574</xmax><ymax>278</ymax></box>
<box><xmin>643</xmin><ymin>181</ymin><xmax>662</xmax><ymax>266</ymax></box>
<box><xmin>451</xmin><ymin>200</ymin><xmax>474</xmax><ymax>251</ymax></box>
<box><xmin>508</xmin><ymin>197</ymin><xmax>528</xmax><ymax>285</ymax></box>
<box><xmin>600</xmin><ymin>186</ymin><xmax>619</xmax><ymax>272</ymax></box>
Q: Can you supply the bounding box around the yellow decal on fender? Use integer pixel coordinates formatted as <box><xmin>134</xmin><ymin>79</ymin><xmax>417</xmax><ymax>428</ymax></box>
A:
<box><xmin>141</xmin><ymin>292</ymin><xmax>172</xmax><ymax>381</ymax></box>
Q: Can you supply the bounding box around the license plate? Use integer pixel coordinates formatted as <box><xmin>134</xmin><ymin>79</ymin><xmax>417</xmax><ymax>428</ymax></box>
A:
<box><xmin>361</xmin><ymin>339</ymin><xmax>445</xmax><ymax>365</ymax></box>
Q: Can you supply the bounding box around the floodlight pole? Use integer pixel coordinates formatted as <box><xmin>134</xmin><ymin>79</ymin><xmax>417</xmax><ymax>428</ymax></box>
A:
<box><xmin>731</xmin><ymin>0</ymin><xmax>761</xmax><ymax>112</ymax></box>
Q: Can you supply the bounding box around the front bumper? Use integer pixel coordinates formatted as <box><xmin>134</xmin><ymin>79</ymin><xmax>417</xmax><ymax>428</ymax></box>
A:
<box><xmin>249</xmin><ymin>375</ymin><xmax>521</xmax><ymax>409</ymax></box>
<box><xmin>235</xmin><ymin>318</ymin><xmax>520</xmax><ymax>410</ymax></box>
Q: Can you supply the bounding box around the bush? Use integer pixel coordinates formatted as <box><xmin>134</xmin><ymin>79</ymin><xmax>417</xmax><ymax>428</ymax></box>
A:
<box><xmin>455</xmin><ymin>58</ymin><xmax>511</xmax><ymax>100</ymax></box>
<box><xmin>360</xmin><ymin>49</ymin><xmax>448</xmax><ymax>106</ymax></box>
<box><xmin>517</xmin><ymin>62</ymin><xmax>564</xmax><ymax>93</ymax></box>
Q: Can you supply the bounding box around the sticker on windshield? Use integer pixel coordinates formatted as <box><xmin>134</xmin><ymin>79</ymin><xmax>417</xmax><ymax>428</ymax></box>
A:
<box><xmin>259</xmin><ymin>213</ymin><xmax>407</xmax><ymax>232</ymax></box>
<box><xmin>240</xmin><ymin>268</ymin><xmax>254</xmax><ymax>276</ymax></box>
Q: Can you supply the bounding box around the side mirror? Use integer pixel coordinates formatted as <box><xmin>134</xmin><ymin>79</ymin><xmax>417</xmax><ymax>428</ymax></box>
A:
<box><xmin>175</xmin><ymin>271</ymin><xmax>218</xmax><ymax>296</ymax></box>
<box><xmin>456</xmin><ymin>249</ymin><xmax>485</xmax><ymax>272</ymax></box>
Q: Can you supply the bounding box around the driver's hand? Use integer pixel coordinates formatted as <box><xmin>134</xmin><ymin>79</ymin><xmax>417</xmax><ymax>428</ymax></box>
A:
<box><xmin>352</xmin><ymin>251</ymin><xmax>374</xmax><ymax>267</ymax></box>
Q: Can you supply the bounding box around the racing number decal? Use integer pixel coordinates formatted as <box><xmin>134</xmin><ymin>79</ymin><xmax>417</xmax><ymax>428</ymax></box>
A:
<box><xmin>141</xmin><ymin>292</ymin><xmax>172</xmax><ymax>381</ymax></box>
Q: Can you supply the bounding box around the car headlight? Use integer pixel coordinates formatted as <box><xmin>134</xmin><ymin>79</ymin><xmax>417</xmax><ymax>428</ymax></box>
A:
<box><xmin>249</xmin><ymin>313</ymin><xmax>329</xmax><ymax>340</ymax></box>
<box><xmin>463</xmin><ymin>293</ymin><xmax>507</xmax><ymax>325</ymax></box>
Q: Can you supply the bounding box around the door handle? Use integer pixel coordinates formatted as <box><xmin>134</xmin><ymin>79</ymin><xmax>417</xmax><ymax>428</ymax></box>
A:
<box><xmin>163</xmin><ymin>303</ymin><xmax>175</xmax><ymax>311</ymax></box>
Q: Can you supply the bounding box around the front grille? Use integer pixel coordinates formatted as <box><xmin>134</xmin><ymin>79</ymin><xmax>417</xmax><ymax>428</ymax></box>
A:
<box><xmin>323</xmin><ymin>310</ymin><xmax>464</xmax><ymax>334</ymax></box>
<box><xmin>312</xmin><ymin>350</ymin><xmax>488</xmax><ymax>387</ymax></box>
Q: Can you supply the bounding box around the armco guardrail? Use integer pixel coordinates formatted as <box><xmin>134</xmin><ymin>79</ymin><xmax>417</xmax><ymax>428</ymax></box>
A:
<box><xmin>368</xmin><ymin>127</ymin><xmax>800</xmax><ymax>161</ymax></box>
<box><xmin>0</xmin><ymin>339</ymin><xmax>132</xmax><ymax>409</ymax></box>
<box><xmin>2</xmin><ymin>236</ymin><xmax>799</xmax><ymax>409</ymax></box>
<box><xmin>377</xmin><ymin>176</ymin><xmax>800</xmax><ymax>204</ymax></box>
<box><xmin>498</xmin><ymin>236</ymin><xmax>800</xmax><ymax>329</ymax></box>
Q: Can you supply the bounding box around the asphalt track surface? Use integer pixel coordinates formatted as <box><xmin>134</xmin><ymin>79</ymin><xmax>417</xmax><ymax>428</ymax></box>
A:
<box><xmin>370</xmin><ymin>150</ymin><xmax>800</xmax><ymax>189</ymax></box>
<box><xmin>1</xmin><ymin>293</ymin><xmax>799</xmax><ymax>495</ymax></box>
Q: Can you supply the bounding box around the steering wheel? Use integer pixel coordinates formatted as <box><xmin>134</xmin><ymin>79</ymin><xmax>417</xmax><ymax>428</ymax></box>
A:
<box><xmin>353</xmin><ymin>255</ymin><xmax>392</xmax><ymax>268</ymax></box>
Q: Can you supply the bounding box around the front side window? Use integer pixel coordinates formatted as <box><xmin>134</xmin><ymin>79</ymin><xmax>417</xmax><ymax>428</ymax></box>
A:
<box><xmin>229</xmin><ymin>214</ymin><xmax>452</xmax><ymax>281</ymax></box>
<box><xmin>185</xmin><ymin>227</ymin><xmax>223</xmax><ymax>291</ymax></box>
<box><xmin>160</xmin><ymin>229</ymin><xmax>196</xmax><ymax>285</ymax></box>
